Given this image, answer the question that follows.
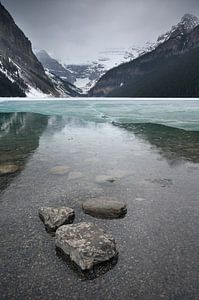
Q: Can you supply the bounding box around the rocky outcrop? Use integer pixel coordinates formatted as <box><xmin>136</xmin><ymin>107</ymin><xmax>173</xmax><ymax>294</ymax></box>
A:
<box><xmin>55</xmin><ymin>222</ymin><xmax>118</xmax><ymax>270</ymax></box>
<box><xmin>82</xmin><ymin>198</ymin><xmax>127</xmax><ymax>219</ymax></box>
<box><xmin>39</xmin><ymin>207</ymin><xmax>75</xmax><ymax>232</ymax></box>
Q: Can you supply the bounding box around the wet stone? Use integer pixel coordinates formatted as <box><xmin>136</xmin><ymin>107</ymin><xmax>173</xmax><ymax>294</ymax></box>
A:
<box><xmin>0</xmin><ymin>164</ymin><xmax>21</xmax><ymax>175</ymax></box>
<box><xmin>82</xmin><ymin>198</ymin><xmax>127</xmax><ymax>219</ymax></box>
<box><xmin>68</xmin><ymin>171</ymin><xmax>83</xmax><ymax>180</ymax></box>
<box><xmin>39</xmin><ymin>207</ymin><xmax>75</xmax><ymax>232</ymax></box>
<box><xmin>55</xmin><ymin>222</ymin><xmax>118</xmax><ymax>270</ymax></box>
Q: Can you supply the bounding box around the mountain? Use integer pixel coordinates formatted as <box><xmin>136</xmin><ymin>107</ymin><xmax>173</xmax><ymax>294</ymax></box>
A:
<box><xmin>0</xmin><ymin>56</ymin><xmax>26</xmax><ymax>97</ymax></box>
<box><xmin>36</xmin><ymin>50</ymin><xmax>76</xmax><ymax>85</ymax></box>
<box><xmin>36</xmin><ymin>49</ymin><xmax>107</xmax><ymax>94</ymax></box>
<box><xmin>90</xmin><ymin>14</ymin><xmax>199</xmax><ymax>97</ymax></box>
<box><xmin>64</xmin><ymin>48</ymin><xmax>155</xmax><ymax>93</ymax></box>
<box><xmin>156</xmin><ymin>14</ymin><xmax>199</xmax><ymax>45</ymax></box>
<box><xmin>65</xmin><ymin>62</ymin><xmax>106</xmax><ymax>93</ymax></box>
<box><xmin>68</xmin><ymin>14</ymin><xmax>199</xmax><ymax>94</ymax></box>
<box><xmin>0</xmin><ymin>3</ymin><xmax>79</xmax><ymax>97</ymax></box>
<box><xmin>45</xmin><ymin>69</ymin><xmax>81</xmax><ymax>97</ymax></box>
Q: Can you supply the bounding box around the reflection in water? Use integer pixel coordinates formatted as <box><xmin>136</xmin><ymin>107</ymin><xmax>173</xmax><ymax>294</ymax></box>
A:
<box><xmin>0</xmin><ymin>112</ymin><xmax>48</xmax><ymax>191</ymax></box>
<box><xmin>113</xmin><ymin>122</ymin><xmax>199</xmax><ymax>164</ymax></box>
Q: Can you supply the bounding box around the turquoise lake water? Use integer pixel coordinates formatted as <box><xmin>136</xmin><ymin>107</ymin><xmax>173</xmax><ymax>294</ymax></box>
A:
<box><xmin>0</xmin><ymin>99</ymin><xmax>199</xmax><ymax>130</ymax></box>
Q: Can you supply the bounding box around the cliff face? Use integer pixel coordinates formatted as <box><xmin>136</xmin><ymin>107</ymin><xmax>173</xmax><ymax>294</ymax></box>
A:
<box><xmin>0</xmin><ymin>3</ymin><xmax>81</xmax><ymax>97</ymax></box>
<box><xmin>0</xmin><ymin>2</ymin><xmax>59</xmax><ymax>96</ymax></box>
<box><xmin>0</xmin><ymin>3</ymin><xmax>44</xmax><ymax>76</ymax></box>
<box><xmin>90</xmin><ymin>23</ymin><xmax>199</xmax><ymax>98</ymax></box>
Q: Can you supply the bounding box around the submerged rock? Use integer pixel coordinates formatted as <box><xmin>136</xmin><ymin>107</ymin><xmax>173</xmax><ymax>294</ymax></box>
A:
<box><xmin>0</xmin><ymin>164</ymin><xmax>21</xmax><ymax>175</ymax></box>
<box><xmin>55</xmin><ymin>222</ymin><xmax>118</xmax><ymax>270</ymax></box>
<box><xmin>68</xmin><ymin>171</ymin><xmax>83</xmax><ymax>180</ymax></box>
<box><xmin>82</xmin><ymin>198</ymin><xmax>127</xmax><ymax>219</ymax></box>
<box><xmin>39</xmin><ymin>207</ymin><xmax>75</xmax><ymax>232</ymax></box>
<box><xmin>50</xmin><ymin>165</ymin><xmax>70</xmax><ymax>175</ymax></box>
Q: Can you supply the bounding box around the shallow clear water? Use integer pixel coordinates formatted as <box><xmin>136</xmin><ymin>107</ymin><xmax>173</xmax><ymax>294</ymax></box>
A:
<box><xmin>0</xmin><ymin>100</ymin><xmax>199</xmax><ymax>299</ymax></box>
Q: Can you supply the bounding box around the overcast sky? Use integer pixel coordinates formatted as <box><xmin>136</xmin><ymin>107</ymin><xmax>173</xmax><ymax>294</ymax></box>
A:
<box><xmin>1</xmin><ymin>0</ymin><xmax>199</xmax><ymax>64</ymax></box>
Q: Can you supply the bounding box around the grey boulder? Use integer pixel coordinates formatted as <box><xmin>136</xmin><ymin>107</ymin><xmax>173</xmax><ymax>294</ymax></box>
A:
<box><xmin>55</xmin><ymin>222</ymin><xmax>118</xmax><ymax>270</ymax></box>
<box><xmin>82</xmin><ymin>198</ymin><xmax>127</xmax><ymax>219</ymax></box>
<box><xmin>39</xmin><ymin>207</ymin><xmax>75</xmax><ymax>232</ymax></box>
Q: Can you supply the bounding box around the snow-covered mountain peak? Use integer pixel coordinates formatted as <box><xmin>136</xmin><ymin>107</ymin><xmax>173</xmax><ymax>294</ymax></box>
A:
<box><xmin>157</xmin><ymin>13</ymin><xmax>199</xmax><ymax>44</ymax></box>
<box><xmin>180</xmin><ymin>13</ymin><xmax>199</xmax><ymax>30</ymax></box>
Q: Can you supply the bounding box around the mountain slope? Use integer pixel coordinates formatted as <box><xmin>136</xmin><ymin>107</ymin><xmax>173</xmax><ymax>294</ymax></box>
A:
<box><xmin>0</xmin><ymin>3</ymin><xmax>80</xmax><ymax>97</ymax></box>
<box><xmin>90</xmin><ymin>15</ymin><xmax>199</xmax><ymax>98</ymax></box>
<box><xmin>36</xmin><ymin>14</ymin><xmax>199</xmax><ymax>95</ymax></box>
<box><xmin>0</xmin><ymin>2</ymin><xmax>58</xmax><ymax>96</ymax></box>
<box><xmin>0</xmin><ymin>70</ymin><xmax>25</xmax><ymax>97</ymax></box>
<box><xmin>45</xmin><ymin>69</ymin><xmax>81</xmax><ymax>97</ymax></box>
<box><xmin>36</xmin><ymin>50</ymin><xmax>76</xmax><ymax>84</ymax></box>
<box><xmin>109</xmin><ymin>47</ymin><xmax>199</xmax><ymax>97</ymax></box>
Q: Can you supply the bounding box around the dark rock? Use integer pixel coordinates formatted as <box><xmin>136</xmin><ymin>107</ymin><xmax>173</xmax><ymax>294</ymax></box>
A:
<box><xmin>39</xmin><ymin>207</ymin><xmax>75</xmax><ymax>232</ymax></box>
<box><xmin>82</xmin><ymin>198</ymin><xmax>127</xmax><ymax>219</ymax></box>
<box><xmin>55</xmin><ymin>222</ymin><xmax>118</xmax><ymax>270</ymax></box>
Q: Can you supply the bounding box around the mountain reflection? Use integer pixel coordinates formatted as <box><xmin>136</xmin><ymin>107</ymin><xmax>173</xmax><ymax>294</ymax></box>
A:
<box><xmin>0</xmin><ymin>112</ymin><xmax>48</xmax><ymax>192</ymax></box>
<box><xmin>113</xmin><ymin>122</ymin><xmax>199</xmax><ymax>164</ymax></box>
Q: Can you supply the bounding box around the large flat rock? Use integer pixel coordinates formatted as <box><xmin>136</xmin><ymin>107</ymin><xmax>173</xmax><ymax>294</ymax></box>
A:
<box><xmin>55</xmin><ymin>222</ymin><xmax>118</xmax><ymax>270</ymax></box>
<box><xmin>39</xmin><ymin>207</ymin><xmax>75</xmax><ymax>232</ymax></box>
<box><xmin>82</xmin><ymin>198</ymin><xmax>127</xmax><ymax>219</ymax></box>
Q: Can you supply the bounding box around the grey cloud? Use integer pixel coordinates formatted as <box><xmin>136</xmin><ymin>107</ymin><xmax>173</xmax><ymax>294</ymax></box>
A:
<box><xmin>1</xmin><ymin>0</ymin><xmax>199</xmax><ymax>63</ymax></box>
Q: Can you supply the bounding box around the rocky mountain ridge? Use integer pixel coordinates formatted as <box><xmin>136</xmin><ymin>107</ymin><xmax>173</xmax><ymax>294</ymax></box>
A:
<box><xmin>90</xmin><ymin>15</ymin><xmax>199</xmax><ymax>97</ymax></box>
<box><xmin>0</xmin><ymin>2</ymin><xmax>80</xmax><ymax>97</ymax></box>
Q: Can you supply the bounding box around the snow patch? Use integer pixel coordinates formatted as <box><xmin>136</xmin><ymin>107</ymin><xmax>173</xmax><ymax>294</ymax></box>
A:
<box><xmin>26</xmin><ymin>85</ymin><xmax>49</xmax><ymax>98</ymax></box>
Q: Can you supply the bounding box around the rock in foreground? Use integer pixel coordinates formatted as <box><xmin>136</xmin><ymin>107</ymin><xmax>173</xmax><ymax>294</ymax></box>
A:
<box><xmin>82</xmin><ymin>198</ymin><xmax>127</xmax><ymax>219</ymax></box>
<box><xmin>55</xmin><ymin>222</ymin><xmax>118</xmax><ymax>270</ymax></box>
<box><xmin>39</xmin><ymin>207</ymin><xmax>75</xmax><ymax>232</ymax></box>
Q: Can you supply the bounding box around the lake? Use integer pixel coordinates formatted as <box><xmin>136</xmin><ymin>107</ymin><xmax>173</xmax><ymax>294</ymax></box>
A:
<box><xmin>0</xmin><ymin>100</ymin><xmax>199</xmax><ymax>300</ymax></box>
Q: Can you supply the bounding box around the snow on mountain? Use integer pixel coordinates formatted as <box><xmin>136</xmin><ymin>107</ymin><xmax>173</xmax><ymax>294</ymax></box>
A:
<box><xmin>0</xmin><ymin>53</ymin><xmax>80</xmax><ymax>98</ymax></box>
<box><xmin>0</xmin><ymin>3</ymin><xmax>81</xmax><ymax>98</ymax></box>
<box><xmin>0</xmin><ymin>55</ymin><xmax>51</xmax><ymax>97</ymax></box>
<box><xmin>64</xmin><ymin>45</ymin><xmax>156</xmax><ymax>93</ymax></box>
<box><xmin>65</xmin><ymin>61</ymin><xmax>106</xmax><ymax>93</ymax></box>
<box><xmin>35</xmin><ymin>13</ymin><xmax>199</xmax><ymax>95</ymax></box>
<box><xmin>85</xmin><ymin>14</ymin><xmax>199</xmax><ymax>93</ymax></box>
<box><xmin>90</xmin><ymin>16</ymin><xmax>199</xmax><ymax>98</ymax></box>
<box><xmin>36</xmin><ymin>50</ymin><xmax>76</xmax><ymax>85</ymax></box>
<box><xmin>152</xmin><ymin>14</ymin><xmax>199</xmax><ymax>49</ymax></box>
<box><xmin>45</xmin><ymin>69</ymin><xmax>81</xmax><ymax>97</ymax></box>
